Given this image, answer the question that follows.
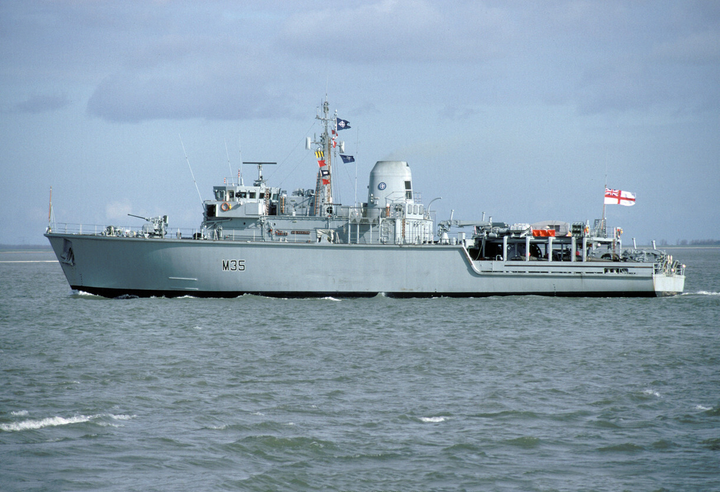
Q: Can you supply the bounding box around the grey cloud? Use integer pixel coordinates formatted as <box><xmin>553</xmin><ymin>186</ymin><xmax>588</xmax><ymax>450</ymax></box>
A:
<box><xmin>83</xmin><ymin>23</ymin><xmax>298</xmax><ymax>122</ymax></box>
<box><xmin>86</xmin><ymin>70</ymin><xmax>296</xmax><ymax>122</ymax></box>
<box><xmin>8</xmin><ymin>94</ymin><xmax>70</xmax><ymax>114</ymax></box>
<box><xmin>277</xmin><ymin>0</ymin><xmax>720</xmax><ymax>115</ymax></box>
<box><xmin>438</xmin><ymin>105</ymin><xmax>480</xmax><ymax>120</ymax></box>
<box><xmin>10</xmin><ymin>0</ymin><xmax>716</xmax><ymax>122</ymax></box>
<box><xmin>278</xmin><ymin>0</ymin><xmax>512</xmax><ymax>63</ymax></box>
<box><xmin>653</xmin><ymin>30</ymin><xmax>720</xmax><ymax>65</ymax></box>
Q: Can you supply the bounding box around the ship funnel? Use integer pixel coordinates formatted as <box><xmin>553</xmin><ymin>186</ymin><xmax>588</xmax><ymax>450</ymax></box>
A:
<box><xmin>367</xmin><ymin>161</ymin><xmax>413</xmax><ymax>216</ymax></box>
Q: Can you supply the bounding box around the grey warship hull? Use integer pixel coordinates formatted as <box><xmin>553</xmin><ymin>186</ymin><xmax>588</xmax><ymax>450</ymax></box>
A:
<box><xmin>45</xmin><ymin>233</ymin><xmax>684</xmax><ymax>298</ymax></box>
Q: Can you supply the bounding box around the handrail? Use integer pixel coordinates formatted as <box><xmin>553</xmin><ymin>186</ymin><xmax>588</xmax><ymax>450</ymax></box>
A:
<box><xmin>47</xmin><ymin>222</ymin><xmax>201</xmax><ymax>239</ymax></box>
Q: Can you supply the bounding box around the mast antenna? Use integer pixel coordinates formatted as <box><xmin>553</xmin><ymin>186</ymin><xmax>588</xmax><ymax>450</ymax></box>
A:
<box><xmin>601</xmin><ymin>148</ymin><xmax>608</xmax><ymax>236</ymax></box>
<box><xmin>47</xmin><ymin>186</ymin><xmax>55</xmax><ymax>232</ymax></box>
<box><xmin>310</xmin><ymin>96</ymin><xmax>334</xmax><ymax>215</ymax></box>
<box><xmin>354</xmin><ymin>126</ymin><xmax>359</xmax><ymax>206</ymax></box>
<box><xmin>179</xmin><ymin>135</ymin><xmax>204</xmax><ymax>208</ymax></box>
<box><xmin>225</xmin><ymin>139</ymin><xmax>233</xmax><ymax>184</ymax></box>
<box><xmin>238</xmin><ymin>137</ymin><xmax>244</xmax><ymax>186</ymax></box>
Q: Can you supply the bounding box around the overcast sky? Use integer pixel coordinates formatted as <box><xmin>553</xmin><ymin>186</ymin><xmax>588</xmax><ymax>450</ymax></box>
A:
<box><xmin>1</xmin><ymin>0</ymin><xmax>718</xmax><ymax>245</ymax></box>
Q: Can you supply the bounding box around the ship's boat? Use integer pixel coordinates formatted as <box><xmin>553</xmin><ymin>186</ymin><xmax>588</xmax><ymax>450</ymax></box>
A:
<box><xmin>45</xmin><ymin>100</ymin><xmax>685</xmax><ymax>298</ymax></box>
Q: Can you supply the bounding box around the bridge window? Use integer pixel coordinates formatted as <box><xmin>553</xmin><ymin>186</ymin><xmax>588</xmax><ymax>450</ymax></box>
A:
<box><xmin>405</xmin><ymin>180</ymin><xmax>412</xmax><ymax>199</ymax></box>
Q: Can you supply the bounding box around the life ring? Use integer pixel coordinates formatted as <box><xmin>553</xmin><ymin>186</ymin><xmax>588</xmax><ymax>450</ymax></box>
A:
<box><xmin>220</xmin><ymin>202</ymin><xmax>230</xmax><ymax>211</ymax></box>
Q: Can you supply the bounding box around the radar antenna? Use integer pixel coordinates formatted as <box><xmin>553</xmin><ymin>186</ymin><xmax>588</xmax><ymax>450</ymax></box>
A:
<box><xmin>242</xmin><ymin>162</ymin><xmax>277</xmax><ymax>186</ymax></box>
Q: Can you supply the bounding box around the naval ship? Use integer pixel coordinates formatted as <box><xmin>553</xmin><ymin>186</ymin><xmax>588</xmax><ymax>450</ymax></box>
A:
<box><xmin>45</xmin><ymin>100</ymin><xmax>685</xmax><ymax>298</ymax></box>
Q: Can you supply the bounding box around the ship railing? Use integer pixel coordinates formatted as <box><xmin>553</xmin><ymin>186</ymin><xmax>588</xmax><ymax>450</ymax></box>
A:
<box><xmin>652</xmin><ymin>254</ymin><xmax>685</xmax><ymax>277</ymax></box>
<box><xmin>47</xmin><ymin>222</ymin><xmax>203</xmax><ymax>240</ymax></box>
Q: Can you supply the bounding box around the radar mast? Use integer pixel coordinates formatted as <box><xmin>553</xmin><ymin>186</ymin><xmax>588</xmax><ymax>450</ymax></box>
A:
<box><xmin>310</xmin><ymin>98</ymin><xmax>336</xmax><ymax>215</ymax></box>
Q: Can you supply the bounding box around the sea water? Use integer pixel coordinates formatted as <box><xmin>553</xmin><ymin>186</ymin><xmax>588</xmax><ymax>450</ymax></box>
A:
<box><xmin>1</xmin><ymin>247</ymin><xmax>719</xmax><ymax>491</ymax></box>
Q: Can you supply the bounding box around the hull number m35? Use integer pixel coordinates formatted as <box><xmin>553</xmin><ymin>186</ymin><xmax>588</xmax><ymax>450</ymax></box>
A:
<box><xmin>222</xmin><ymin>259</ymin><xmax>246</xmax><ymax>271</ymax></box>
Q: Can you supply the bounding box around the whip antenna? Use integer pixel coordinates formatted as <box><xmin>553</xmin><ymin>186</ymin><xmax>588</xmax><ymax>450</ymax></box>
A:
<box><xmin>225</xmin><ymin>139</ymin><xmax>233</xmax><ymax>183</ymax></box>
<box><xmin>179</xmin><ymin>135</ymin><xmax>204</xmax><ymax>208</ymax></box>
<box><xmin>238</xmin><ymin>138</ymin><xmax>244</xmax><ymax>185</ymax></box>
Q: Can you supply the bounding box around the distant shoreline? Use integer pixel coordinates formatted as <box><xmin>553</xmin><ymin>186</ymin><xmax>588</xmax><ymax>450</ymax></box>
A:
<box><xmin>0</xmin><ymin>244</ymin><xmax>53</xmax><ymax>252</ymax></box>
<box><xmin>658</xmin><ymin>245</ymin><xmax>720</xmax><ymax>250</ymax></box>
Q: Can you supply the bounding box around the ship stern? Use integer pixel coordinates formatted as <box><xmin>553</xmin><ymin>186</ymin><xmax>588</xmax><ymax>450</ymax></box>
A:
<box><xmin>653</xmin><ymin>273</ymin><xmax>685</xmax><ymax>296</ymax></box>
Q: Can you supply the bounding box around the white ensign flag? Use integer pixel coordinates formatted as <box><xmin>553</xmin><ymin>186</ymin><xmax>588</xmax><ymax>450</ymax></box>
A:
<box><xmin>604</xmin><ymin>188</ymin><xmax>636</xmax><ymax>206</ymax></box>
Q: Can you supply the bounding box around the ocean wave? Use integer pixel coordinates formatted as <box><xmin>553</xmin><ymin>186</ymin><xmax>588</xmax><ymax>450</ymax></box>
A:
<box><xmin>0</xmin><ymin>413</ymin><xmax>135</xmax><ymax>432</ymax></box>
<box><xmin>598</xmin><ymin>442</ymin><xmax>645</xmax><ymax>453</ymax></box>
<box><xmin>700</xmin><ymin>406</ymin><xmax>720</xmax><ymax>416</ymax></box>
<box><xmin>420</xmin><ymin>416</ymin><xmax>447</xmax><ymax>423</ymax></box>
<box><xmin>503</xmin><ymin>436</ymin><xmax>541</xmax><ymax>448</ymax></box>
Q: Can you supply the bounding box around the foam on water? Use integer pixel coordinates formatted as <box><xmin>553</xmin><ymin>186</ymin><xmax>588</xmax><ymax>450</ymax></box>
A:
<box><xmin>74</xmin><ymin>290</ymin><xmax>97</xmax><ymax>297</ymax></box>
<box><xmin>0</xmin><ymin>413</ymin><xmax>135</xmax><ymax>432</ymax></box>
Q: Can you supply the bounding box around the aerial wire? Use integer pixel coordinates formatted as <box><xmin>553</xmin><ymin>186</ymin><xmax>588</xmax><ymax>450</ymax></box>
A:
<box><xmin>225</xmin><ymin>139</ymin><xmax>233</xmax><ymax>182</ymax></box>
<box><xmin>179</xmin><ymin>135</ymin><xmax>204</xmax><ymax>208</ymax></box>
